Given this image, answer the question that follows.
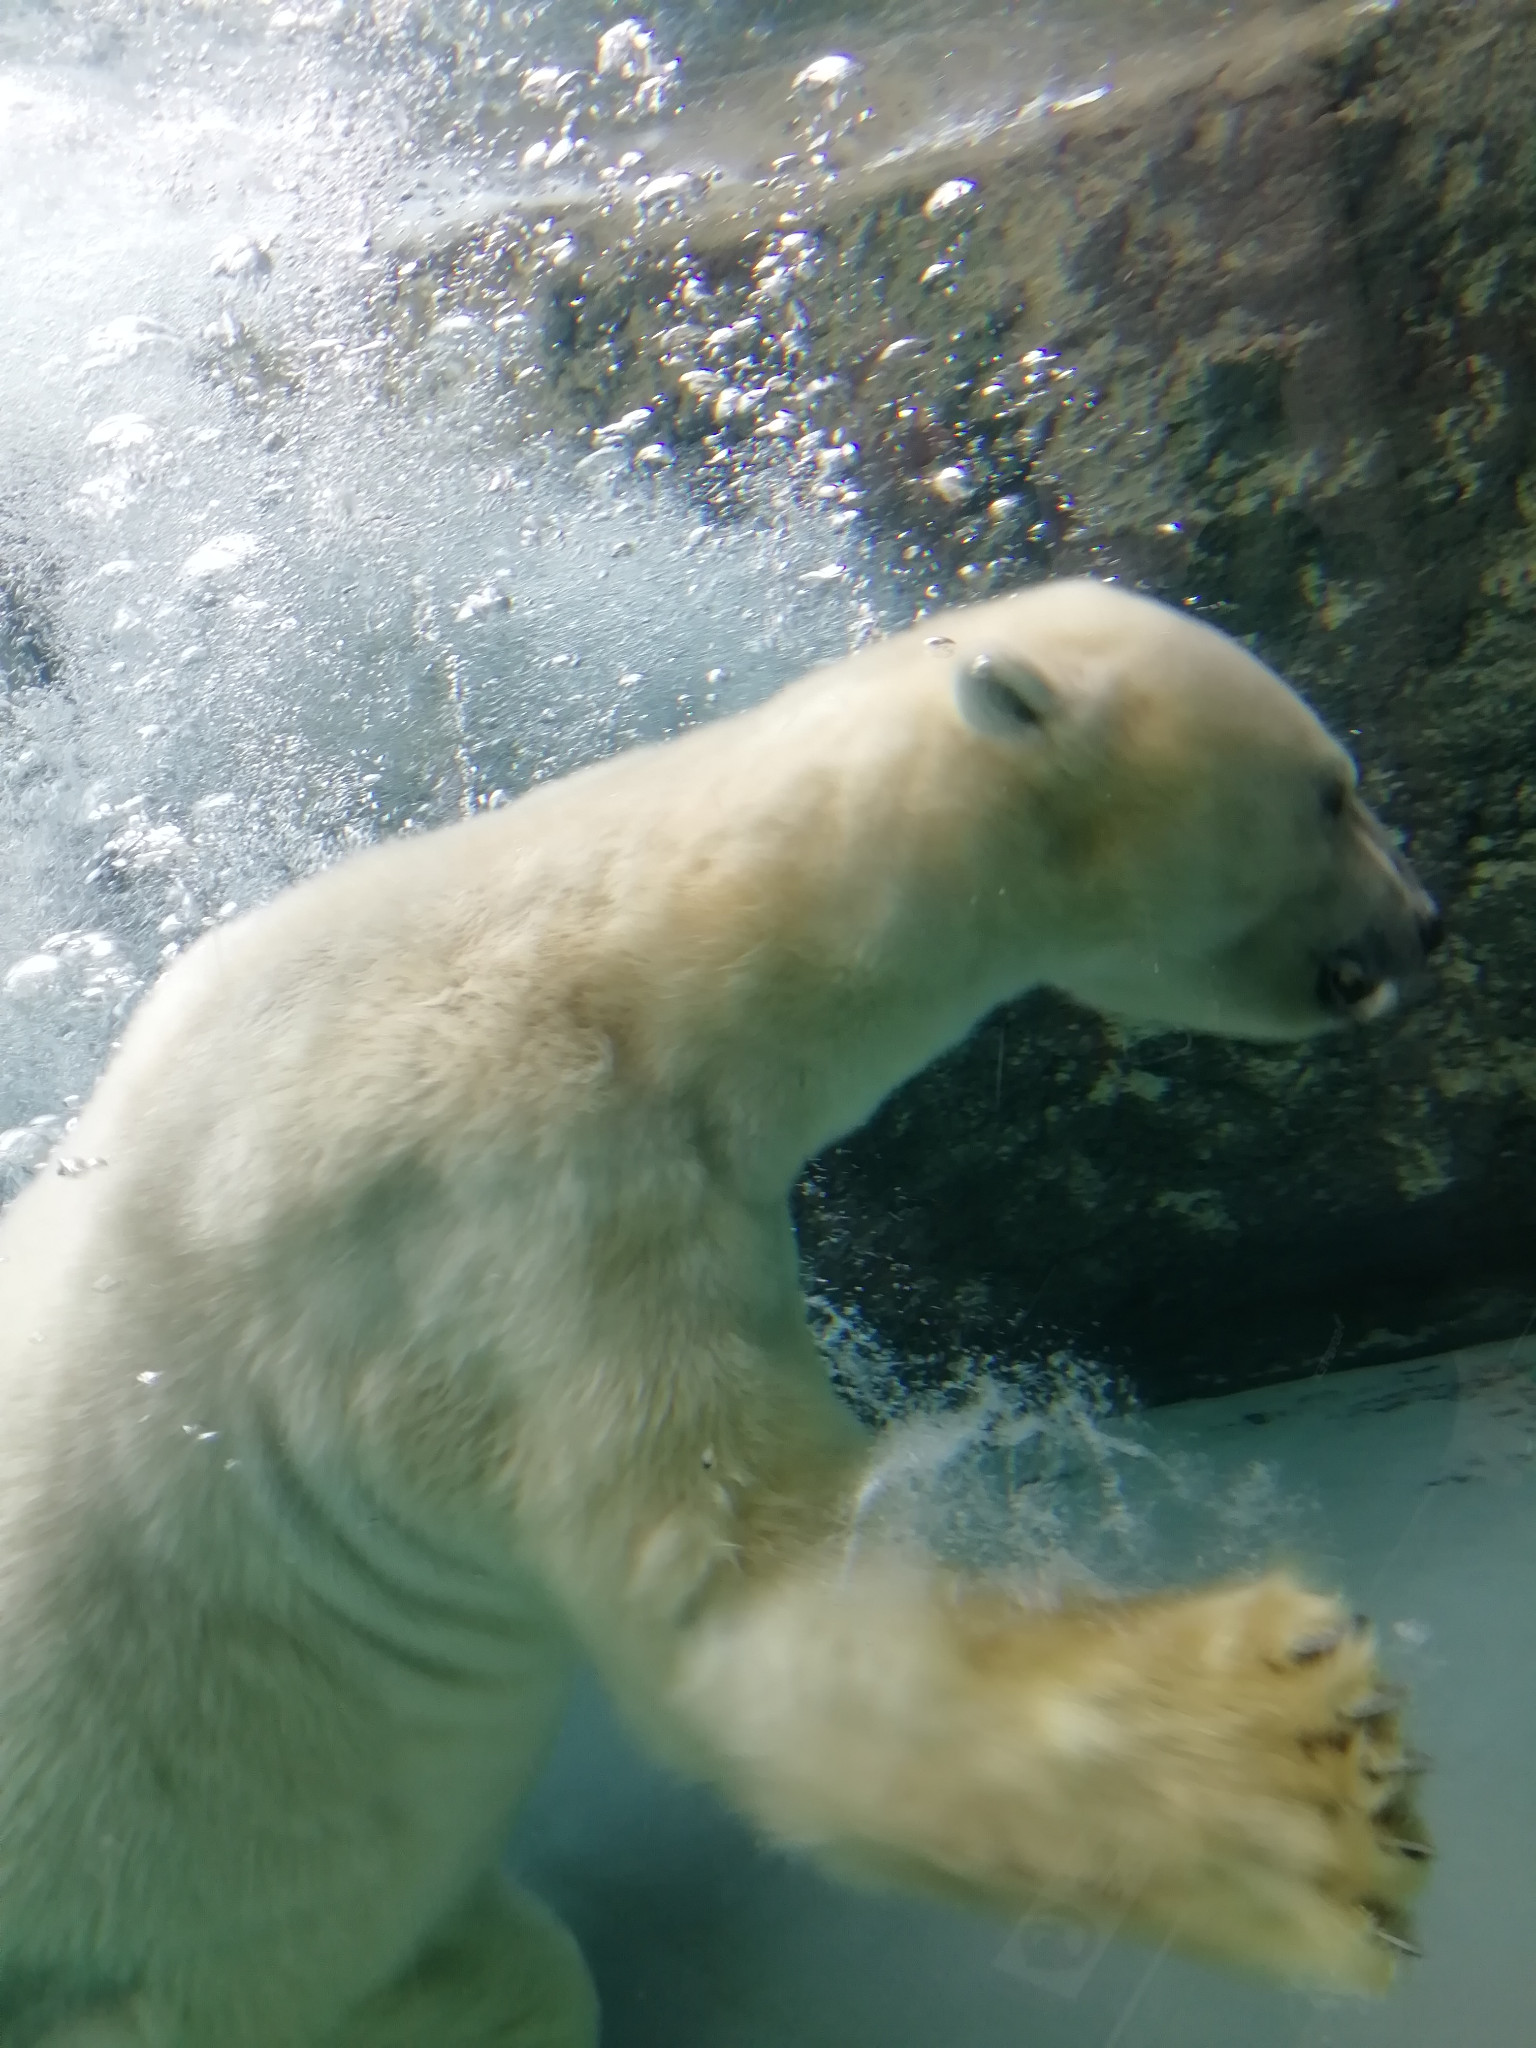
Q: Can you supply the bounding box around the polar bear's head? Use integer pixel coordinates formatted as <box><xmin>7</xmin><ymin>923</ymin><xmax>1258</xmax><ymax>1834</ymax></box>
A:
<box><xmin>942</xmin><ymin>579</ymin><xmax>1439</xmax><ymax>1041</ymax></box>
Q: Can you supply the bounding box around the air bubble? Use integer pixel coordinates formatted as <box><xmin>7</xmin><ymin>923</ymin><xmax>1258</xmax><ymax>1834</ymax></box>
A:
<box><xmin>86</xmin><ymin>415</ymin><xmax>155</xmax><ymax>453</ymax></box>
<box><xmin>923</xmin><ymin>179</ymin><xmax>977</xmax><ymax>218</ymax></box>
<box><xmin>80</xmin><ymin>316</ymin><xmax>181</xmax><ymax>370</ymax></box>
<box><xmin>181</xmin><ymin>533</ymin><xmax>261</xmax><ymax>582</ymax></box>
<box><xmin>793</xmin><ymin>54</ymin><xmax>860</xmax><ymax>94</ymax></box>
<box><xmin>3</xmin><ymin>954</ymin><xmax>61</xmax><ymax>997</ymax></box>
<box><xmin>209</xmin><ymin>234</ymin><xmax>273</xmax><ymax>285</ymax></box>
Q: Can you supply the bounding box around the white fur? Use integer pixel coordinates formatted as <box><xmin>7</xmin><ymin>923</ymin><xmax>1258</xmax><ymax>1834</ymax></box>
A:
<box><xmin>0</xmin><ymin>581</ymin><xmax>1430</xmax><ymax>2043</ymax></box>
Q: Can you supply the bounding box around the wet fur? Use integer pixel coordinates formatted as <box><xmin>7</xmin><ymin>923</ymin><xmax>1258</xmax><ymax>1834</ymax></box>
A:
<box><xmin>0</xmin><ymin>581</ymin><xmax>1429</xmax><ymax>2045</ymax></box>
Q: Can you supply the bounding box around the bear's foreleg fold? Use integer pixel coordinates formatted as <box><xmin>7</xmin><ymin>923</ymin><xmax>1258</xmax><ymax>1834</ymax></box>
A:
<box><xmin>323</xmin><ymin>1877</ymin><xmax>597</xmax><ymax>2048</ymax></box>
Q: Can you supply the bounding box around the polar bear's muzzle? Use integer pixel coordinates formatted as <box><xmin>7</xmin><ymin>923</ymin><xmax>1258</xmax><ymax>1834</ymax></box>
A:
<box><xmin>1315</xmin><ymin>835</ymin><xmax>1442</xmax><ymax>1025</ymax></box>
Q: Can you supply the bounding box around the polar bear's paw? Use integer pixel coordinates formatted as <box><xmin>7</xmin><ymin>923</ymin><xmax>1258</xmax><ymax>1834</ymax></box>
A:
<box><xmin>968</xmin><ymin>1572</ymin><xmax>1430</xmax><ymax>1992</ymax></box>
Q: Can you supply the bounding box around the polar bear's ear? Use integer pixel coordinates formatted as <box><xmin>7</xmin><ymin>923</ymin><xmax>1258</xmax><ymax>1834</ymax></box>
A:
<box><xmin>953</xmin><ymin>649</ymin><xmax>1062</xmax><ymax>742</ymax></box>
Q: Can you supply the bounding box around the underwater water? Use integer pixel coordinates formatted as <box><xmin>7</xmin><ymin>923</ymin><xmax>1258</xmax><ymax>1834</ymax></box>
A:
<box><xmin>0</xmin><ymin>1</ymin><xmax>1532</xmax><ymax>2043</ymax></box>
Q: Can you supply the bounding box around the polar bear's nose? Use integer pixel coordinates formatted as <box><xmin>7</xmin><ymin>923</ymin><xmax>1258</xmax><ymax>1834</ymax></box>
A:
<box><xmin>1417</xmin><ymin>906</ymin><xmax>1445</xmax><ymax>955</ymax></box>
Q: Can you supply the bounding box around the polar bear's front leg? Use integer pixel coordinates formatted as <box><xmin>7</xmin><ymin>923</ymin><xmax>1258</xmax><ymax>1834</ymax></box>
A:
<box><xmin>36</xmin><ymin>1881</ymin><xmax>597</xmax><ymax>2048</ymax></box>
<box><xmin>668</xmin><ymin>1561</ymin><xmax>1427</xmax><ymax>1993</ymax></box>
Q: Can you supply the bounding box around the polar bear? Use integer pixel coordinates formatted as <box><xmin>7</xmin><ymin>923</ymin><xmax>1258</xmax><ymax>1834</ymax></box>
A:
<box><xmin>0</xmin><ymin>579</ymin><xmax>1437</xmax><ymax>2047</ymax></box>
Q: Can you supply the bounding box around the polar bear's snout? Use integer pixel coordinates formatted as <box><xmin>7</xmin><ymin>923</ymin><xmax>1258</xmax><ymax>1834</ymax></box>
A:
<box><xmin>1315</xmin><ymin>918</ymin><xmax>1437</xmax><ymax>1024</ymax></box>
<box><xmin>1316</xmin><ymin>824</ymin><xmax>1442</xmax><ymax>1024</ymax></box>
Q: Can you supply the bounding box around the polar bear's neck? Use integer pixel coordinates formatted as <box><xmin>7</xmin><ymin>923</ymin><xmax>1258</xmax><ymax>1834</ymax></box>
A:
<box><xmin>495</xmin><ymin>669</ymin><xmax>1053</xmax><ymax>1194</ymax></box>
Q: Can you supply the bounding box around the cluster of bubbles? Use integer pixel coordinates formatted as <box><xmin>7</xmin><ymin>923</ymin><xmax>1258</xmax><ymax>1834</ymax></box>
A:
<box><xmin>0</xmin><ymin>0</ymin><xmax>904</xmax><ymax>1196</ymax></box>
<box><xmin>511</xmin><ymin>14</ymin><xmax>682</xmax><ymax>172</ymax></box>
<box><xmin>0</xmin><ymin>0</ymin><xmax>1117</xmax><ymax>1205</ymax></box>
<box><xmin>576</xmin><ymin>222</ymin><xmax>863</xmax><ymax>544</ymax></box>
<box><xmin>810</xmin><ymin>1296</ymin><xmax>1312</xmax><ymax>1592</ymax></box>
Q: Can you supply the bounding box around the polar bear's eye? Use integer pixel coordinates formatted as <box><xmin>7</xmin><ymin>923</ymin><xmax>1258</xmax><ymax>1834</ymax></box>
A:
<box><xmin>1320</xmin><ymin>778</ymin><xmax>1350</xmax><ymax>821</ymax></box>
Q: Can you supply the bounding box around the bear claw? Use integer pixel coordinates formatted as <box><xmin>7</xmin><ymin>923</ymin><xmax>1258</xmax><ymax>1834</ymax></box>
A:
<box><xmin>1344</xmin><ymin>1686</ymin><xmax>1405</xmax><ymax>1722</ymax></box>
<box><xmin>1385</xmin><ymin>1836</ymin><xmax>1433</xmax><ymax>1862</ymax></box>
<box><xmin>1371</xmin><ymin>1925</ymin><xmax>1424</xmax><ymax>1960</ymax></box>
<box><xmin>1367</xmin><ymin>1748</ymin><xmax>1431</xmax><ymax>1783</ymax></box>
<box><xmin>1287</xmin><ymin>1609</ymin><xmax>1370</xmax><ymax>1665</ymax></box>
<box><xmin>1288</xmin><ymin>1626</ymin><xmax>1346</xmax><ymax>1663</ymax></box>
